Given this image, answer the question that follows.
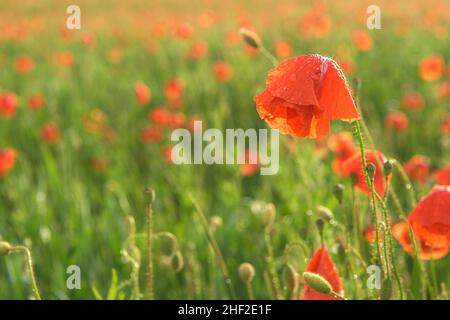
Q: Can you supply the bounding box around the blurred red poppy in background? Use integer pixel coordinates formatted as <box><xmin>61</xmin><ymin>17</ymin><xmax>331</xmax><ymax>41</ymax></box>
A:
<box><xmin>0</xmin><ymin>92</ymin><xmax>18</xmax><ymax>119</ymax></box>
<box><xmin>40</xmin><ymin>122</ymin><xmax>60</xmax><ymax>143</ymax></box>
<box><xmin>352</xmin><ymin>31</ymin><xmax>373</xmax><ymax>52</ymax></box>
<box><xmin>386</xmin><ymin>112</ymin><xmax>409</xmax><ymax>132</ymax></box>
<box><xmin>402</xmin><ymin>91</ymin><xmax>424</xmax><ymax>110</ymax></box>
<box><xmin>165</xmin><ymin>79</ymin><xmax>183</xmax><ymax>107</ymax></box>
<box><xmin>240</xmin><ymin>149</ymin><xmax>259</xmax><ymax>176</ymax></box>
<box><xmin>342</xmin><ymin>150</ymin><xmax>389</xmax><ymax>197</ymax></box>
<box><xmin>404</xmin><ymin>155</ymin><xmax>430</xmax><ymax>184</ymax></box>
<box><xmin>186</xmin><ymin>41</ymin><xmax>208</xmax><ymax>60</ymax></box>
<box><xmin>441</xmin><ymin>115</ymin><xmax>450</xmax><ymax>135</ymax></box>
<box><xmin>140</xmin><ymin>126</ymin><xmax>162</xmax><ymax>142</ymax></box>
<box><xmin>419</xmin><ymin>55</ymin><xmax>444</xmax><ymax>81</ymax></box>
<box><xmin>213</xmin><ymin>61</ymin><xmax>233</xmax><ymax>81</ymax></box>
<box><xmin>254</xmin><ymin>54</ymin><xmax>360</xmax><ymax>138</ymax></box>
<box><xmin>28</xmin><ymin>94</ymin><xmax>45</xmax><ymax>110</ymax></box>
<box><xmin>434</xmin><ymin>163</ymin><xmax>450</xmax><ymax>185</ymax></box>
<box><xmin>0</xmin><ymin>148</ymin><xmax>17</xmax><ymax>177</ymax></box>
<box><xmin>54</xmin><ymin>51</ymin><xmax>74</xmax><ymax>67</ymax></box>
<box><xmin>14</xmin><ymin>55</ymin><xmax>34</xmax><ymax>74</ymax></box>
<box><xmin>301</xmin><ymin>246</ymin><xmax>343</xmax><ymax>300</ymax></box>
<box><xmin>134</xmin><ymin>82</ymin><xmax>151</xmax><ymax>106</ymax></box>
<box><xmin>274</xmin><ymin>40</ymin><xmax>292</xmax><ymax>59</ymax></box>
<box><xmin>328</xmin><ymin>131</ymin><xmax>358</xmax><ymax>176</ymax></box>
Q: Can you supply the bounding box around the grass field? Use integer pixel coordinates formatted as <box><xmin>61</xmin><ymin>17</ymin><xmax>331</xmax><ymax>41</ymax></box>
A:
<box><xmin>0</xmin><ymin>0</ymin><xmax>449</xmax><ymax>300</ymax></box>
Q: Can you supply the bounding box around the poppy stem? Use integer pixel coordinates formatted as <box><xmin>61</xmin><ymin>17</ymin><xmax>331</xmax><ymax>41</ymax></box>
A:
<box><xmin>9</xmin><ymin>245</ymin><xmax>42</xmax><ymax>300</ymax></box>
<box><xmin>264</xmin><ymin>226</ymin><xmax>283</xmax><ymax>300</ymax></box>
<box><xmin>260</xmin><ymin>46</ymin><xmax>279</xmax><ymax>67</ymax></box>
<box><xmin>190</xmin><ymin>194</ymin><xmax>237</xmax><ymax>299</ymax></box>
<box><xmin>145</xmin><ymin>188</ymin><xmax>155</xmax><ymax>300</ymax></box>
<box><xmin>392</xmin><ymin>159</ymin><xmax>417</xmax><ymax>209</ymax></box>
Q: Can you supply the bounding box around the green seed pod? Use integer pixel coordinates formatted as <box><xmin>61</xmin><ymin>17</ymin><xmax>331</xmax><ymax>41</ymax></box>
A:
<box><xmin>315</xmin><ymin>219</ymin><xmax>325</xmax><ymax>235</ymax></box>
<box><xmin>316</xmin><ymin>206</ymin><xmax>334</xmax><ymax>222</ymax></box>
<box><xmin>366</xmin><ymin>163</ymin><xmax>376</xmax><ymax>179</ymax></box>
<box><xmin>283</xmin><ymin>264</ymin><xmax>298</xmax><ymax>293</ymax></box>
<box><xmin>239</xmin><ymin>28</ymin><xmax>261</xmax><ymax>49</ymax></box>
<box><xmin>383</xmin><ymin>160</ymin><xmax>393</xmax><ymax>177</ymax></box>
<box><xmin>170</xmin><ymin>251</ymin><xmax>184</xmax><ymax>273</ymax></box>
<box><xmin>380</xmin><ymin>278</ymin><xmax>392</xmax><ymax>300</ymax></box>
<box><xmin>238</xmin><ymin>262</ymin><xmax>255</xmax><ymax>284</ymax></box>
<box><xmin>333</xmin><ymin>184</ymin><xmax>344</xmax><ymax>204</ymax></box>
<box><xmin>0</xmin><ymin>241</ymin><xmax>11</xmax><ymax>256</ymax></box>
<box><xmin>303</xmin><ymin>272</ymin><xmax>332</xmax><ymax>294</ymax></box>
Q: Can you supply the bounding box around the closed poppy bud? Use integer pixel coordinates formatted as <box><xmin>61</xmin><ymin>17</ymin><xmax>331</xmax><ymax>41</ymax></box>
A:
<box><xmin>302</xmin><ymin>272</ymin><xmax>332</xmax><ymax>295</ymax></box>
<box><xmin>239</xmin><ymin>28</ymin><xmax>261</xmax><ymax>49</ymax></box>
<box><xmin>316</xmin><ymin>219</ymin><xmax>325</xmax><ymax>235</ymax></box>
<box><xmin>0</xmin><ymin>241</ymin><xmax>11</xmax><ymax>256</ymax></box>
<box><xmin>383</xmin><ymin>160</ymin><xmax>393</xmax><ymax>177</ymax></box>
<box><xmin>283</xmin><ymin>264</ymin><xmax>298</xmax><ymax>293</ymax></box>
<box><xmin>238</xmin><ymin>262</ymin><xmax>256</xmax><ymax>284</ymax></box>
<box><xmin>333</xmin><ymin>184</ymin><xmax>344</xmax><ymax>204</ymax></box>
<box><xmin>316</xmin><ymin>205</ymin><xmax>334</xmax><ymax>222</ymax></box>
<box><xmin>170</xmin><ymin>251</ymin><xmax>184</xmax><ymax>273</ymax></box>
<box><xmin>366</xmin><ymin>163</ymin><xmax>376</xmax><ymax>179</ymax></box>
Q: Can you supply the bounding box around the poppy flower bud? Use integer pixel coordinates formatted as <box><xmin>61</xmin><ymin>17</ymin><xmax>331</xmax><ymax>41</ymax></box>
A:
<box><xmin>366</xmin><ymin>163</ymin><xmax>376</xmax><ymax>179</ymax></box>
<box><xmin>238</xmin><ymin>262</ymin><xmax>256</xmax><ymax>284</ymax></box>
<box><xmin>239</xmin><ymin>28</ymin><xmax>261</xmax><ymax>49</ymax></box>
<box><xmin>303</xmin><ymin>272</ymin><xmax>333</xmax><ymax>295</ymax></box>
<box><xmin>333</xmin><ymin>184</ymin><xmax>344</xmax><ymax>204</ymax></box>
<box><xmin>262</xmin><ymin>203</ymin><xmax>276</xmax><ymax>227</ymax></box>
<box><xmin>316</xmin><ymin>205</ymin><xmax>334</xmax><ymax>222</ymax></box>
<box><xmin>0</xmin><ymin>241</ymin><xmax>11</xmax><ymax>256</ymax></box>
<box><xmin>283</xmin><ymin>264</ymin><xmax>298</xmax><ymax>293</ymax></box>
<box><xmin>315</xmin><ymin>219</ymin><xmax>325</xmax><ymax>235</ymax></box>
<box><xmin>383</xmin><ymin>159</ymin><xmax>393</xmax><ymax>177</ymax></box>
<box><xmin>170</xmin><ymin>251</ymin><xmax>184</xmax><ymax>273</ymax></box>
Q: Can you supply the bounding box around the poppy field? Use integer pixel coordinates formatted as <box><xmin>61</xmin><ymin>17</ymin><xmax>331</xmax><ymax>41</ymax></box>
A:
<box><xmin>0</xmin><ymin>0</ymin><xmax>450</xmax><ymax>300</ymax></box>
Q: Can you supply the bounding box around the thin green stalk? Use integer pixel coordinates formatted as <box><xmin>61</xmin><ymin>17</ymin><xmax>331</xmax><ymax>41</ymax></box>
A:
<box><xmin>392</xmin><ymin>160</ymin><xmax>417</xmax><ymax>208</ymax></box>
<box><xmin>264</xmin><ymin>227</ymin><xmax>283</xmax><ymax>300</ymax></box>
<box><xmin>145</xmin><ymin>189</ymin><xmax>155</xmax><ymax>300</ymax></box>
<box><xmin>10</xmin><ymin>246</ymin><xmax>42</xmax><ymax>300</ymax></box>
<box><xmin>260</xmin><ymin>46</ymin><xmax>279</xmax><ymax>67</ymax></box>
<box><xmin>190</xmin><ymin>195</ymin><xmax>236</xmax><ymax>299</ymax></box>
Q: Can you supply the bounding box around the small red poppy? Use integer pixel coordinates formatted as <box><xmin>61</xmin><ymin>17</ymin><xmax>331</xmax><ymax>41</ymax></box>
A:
<box><xmin>342</xmin><ymin>150</ymin><xmax>389</xmax><ymax>197</ymax></box>
<box><xmin>213</xmin><ymin>61</ymin><xmax>233</xmax><ymax>81</ymax></box>
<box><xmin>41</xmin><ymin>122</ymin><xmax>60</xmax><ymax>143</ymax></box>
<box><xmin>140</xmin><ymin>127</ymin><xmax>162</xmax><ymax>142</ymax></box>
<box><xmin>401</xmin><ymin>91</ymin><xmax>424</xmax><ymax>110</ymax></box>
<box><xmin>28</xmin><ymin>95</ymin><xmax>45</xmax><ymax>110</ymax></box>
<box><xmin>404</xmin><ymin>155</ymin><xmax>430</xmax><ymax>184</ymax></box>
<box><xmin>386</xmin><ymin>112</ymin><xmax>409</xmax><ymax>132</ymax></box>
<box><xmin>0</xmin><ymin>92</ymin><xmax>18</xmax><ymax>119</ymax></box>
<box><xmin>301</xmin><ymin>246</ymin><xmax>343</xmax><ymax>300</ymax></box>
<box><xmin>328</xmin><ymin>131</ymin><xmax>358</xmax><ymax>176</ymax></box>
<box><xmin>434</xmin><ymin>163</ymin><xmax>450</xmax><ymax>185</ymax></box>
<box><xmin>0</xmin><ymin>148</ymin><xmax>17</xmax><ymax>177</ymax></box>
<box><xmin>419</xmin><ymin>55</ymin><xmax>444</xmax><ymax>81</ymax></box>
<box><xmin>135</xmin><ymin>82</ymin><xmax>151</xmax><ymax>106</ymax></box>
<box><xmin>254</xmin><ymin>54</ymin><xmax>360</xmax><ymax>138</ymax></box>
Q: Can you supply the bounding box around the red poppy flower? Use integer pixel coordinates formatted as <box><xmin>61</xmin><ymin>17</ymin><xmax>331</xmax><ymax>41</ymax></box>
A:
<box><xmin>165</xmin><ymin>79</ymin><xmax>183</xmax><ymax>107</ymax></box>
<box><xmin>392</xmin><ymin>221</ymin><xmax>448</xmax><ymax>260</ymax></box>
<box><xmin>336</xmin><ymin>59</ymin><xmax>356</xmax><ymax>75</ymax></box>
<box><xmin>186</xmin><ymin>42</ymin><xmax>208</xmax><ymax>60</ymax></box>
<box><xmin>386</xmin><ymin>112</ymin><xmax>409</xmax><ymax>132</ymax></box>
<box><xmin>225</xmin><ymin>31</ymin><xmax>240</xmax><ymax>46</ymax></box>
<box><xmin>328</xmin><ymin>131</ymin><xmax>358</xmax><ymax>176</ymax></box>
<box><xmin>419</xmin><ymin>55</ymin><xmax>444</xmax><ymax>81</ymax></box>
<box><xmin>54</xmin><ymin>51</ymin><xmax>74</xmax><ymax>67</ymax></box>
<box><xmin>240</xmin><ymin>149</ymin><xmax>259</xmax><ymax>176</ymax></box>
<box><xmin>90</xmin><ymin>158</ymin><xmax>109</xmax><ymax>173</ymax></box>
<box><xmin>0</xmin><ymin>92</ymin><xmax>18</xmax><ymax>119</ymax></box>
<box><xmin>140</xmin><ymin>127</ymin><xmax>162</xmax><ymax>142</ymax></box>
<box><xmin>28</xmin><ymin>95</ymin><xmax>45</xmax><ymax>110</ymax></box>
<box><xmin>301</xmin><ymin>246</ymin><xmax>343</xmax><ymax>300</ymax></box>
<box><xmin>107</xmin><ymin>48</ymin><xmax>124</xmax><ymax>64</ymax></box>
<box><xmin>82</xmin><ymin>33</ymin><xmax>96</xmax><ymax>47</ymax></box>
<box><xmin>404</xmin><ymin>155</ymin><xmax>430</xmax><ymax>184</ymax></box>
<box><xmin>342</xmin><ymin>150</ymin><xmax>389</xmax><ymax>197</ymax></box>
<box><xmin>401</xmin><ymin>91</ymin><xmax>424</xmax><ymax>110</ymax></box>
<box><xmin>0</xmin><ymin>148</ymin><xmax>17</xmax><ymax>177</ymax></box>
<box><xmin>173</xmin><ymin>22</ymin><xmax>193</xmax><ymax>39</ymax></box>
<box><xmin>40</xmin><ymin>122</ymin><xmax>60</xmax><ymax>143</ymax></box>
<box><xmin>352</xmin><ymin>31</ymin><xmax>373</xmax><ymax>52</ymax></box>
<box><xmin>254</xmin><ymin>55</ymin><xmax>360</xmax><ymax>138</ymax></box>
<box><xmin>149</xmin><ymin>107</ymin><xmax>171</xmax><ymax>127</ymax></box>
<box><xmin>134</xmin><ymin>82</ymin><xmax>151</xmax><ymax>106</ymax></box>
<box><xmin>407</xmin><ymin>186</ymin><xmax>450</xmax><ymax>248</ymax></box>
<box><xmin>299</xmin><ymin>12</ymin><xmax>332</xmax><ymax>38</ymax></box>
<box><xmin>213</xmin><ymin>61</ymin><xmax>233</xmax><ymax>81</ymax></box>
<box><xmin>14</xmin><ymin>55</ymin><xmax>34</xmax><ymax>74</ymax></box>
<box><xmin>437</xmin><ymin>82</ymin><xmax>450</xmax><ymax>99</ymax></box>
<box><xmin>274</xmin><ymin>40</ymin><xmax>292</xmax><ymax>59</ymax></box>
<box><xmin>434</xmin><ymin>163</ymin><xmax>450</xmax><ymax>185</ymax></box>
